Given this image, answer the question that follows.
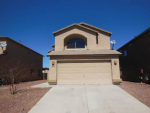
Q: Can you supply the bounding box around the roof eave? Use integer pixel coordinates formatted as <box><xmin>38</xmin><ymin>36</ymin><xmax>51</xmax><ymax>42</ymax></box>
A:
<box><xmin>47</xmin><ymin>53</ymin><xmax>122</xmax><ymax>56</ymax></box>
<box><xmin>79</xmin><ymin>22</ymin><xmax>112</xmax><ymax>35</ymax></box>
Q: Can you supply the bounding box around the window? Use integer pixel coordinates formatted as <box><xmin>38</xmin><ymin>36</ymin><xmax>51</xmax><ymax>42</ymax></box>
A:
<box><xmin>31</xmin><ymin>69</ymin><xmax>34</xmax><ymax>75</ymax></box>
<box><xmin>28</xmin><ymin>51</ymin><xmax>30</xmax><ymax>55</ymax></box>
<box><xmin>128</xmin><ymin>43</ymin><xmax>132</xmax><ymax>47</ymax></box>
<box><xmin>120</xmin><ymin>67</ymin><xmax>122</xmax><ymax>77</ymax></box>
<box><xmin>67</xmin><ymin>38</ymin><xmax>85</xmax><ymax>49</ymax></box>
<box><xmin>124</xmin><ymin>50</ymin><xmax>127</xmax><ymax>57</ymax></box>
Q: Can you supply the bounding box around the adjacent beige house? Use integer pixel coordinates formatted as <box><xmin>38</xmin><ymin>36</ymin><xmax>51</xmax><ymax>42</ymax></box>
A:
<box><xmin>0</xmin><ymin>37</ymin><xmax>43</xmax><ymax>82</ymax></box>
<box><xmin>47</xmin><ymin>22</ymin><xmax>122</xmax><ymax>85</ymax></box>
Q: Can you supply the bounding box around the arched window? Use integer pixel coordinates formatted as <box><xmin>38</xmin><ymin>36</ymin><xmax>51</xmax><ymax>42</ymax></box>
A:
<box><xmin>67</xmin><ymin>38</ymin><xmax>85</xmax><ymax>49</ymax></box>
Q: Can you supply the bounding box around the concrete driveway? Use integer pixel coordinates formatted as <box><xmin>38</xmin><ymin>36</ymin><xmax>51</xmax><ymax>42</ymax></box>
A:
<box><xmin>29</xmin><ymin>84</ymin><xmax>150</xmax><ymax>113</ymax></box>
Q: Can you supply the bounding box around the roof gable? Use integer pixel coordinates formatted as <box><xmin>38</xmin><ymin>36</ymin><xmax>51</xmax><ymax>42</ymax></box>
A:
<box><xmin>53</xmin><ymin>23</ymin><xmax>99</xmax><ymax>36</ymax></box>
<box><xmin>0</xmin><ymin>37</ymin><xmax>43</xmax><ymax>56</ymax></box>
<box><xmin>117</xmin><ymin>27</ymin><xmax>150</xmax><ymax>50</ymax></box>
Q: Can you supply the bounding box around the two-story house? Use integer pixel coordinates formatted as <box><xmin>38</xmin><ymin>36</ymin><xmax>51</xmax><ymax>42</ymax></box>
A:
<box><xmin>118</xmin><ymin>28</ymin><xmax>150</xmax><ymax>84</ymax></box>
<box><xmin>47</xmin><ymin>22</ymin><xmax>121</xmax><ymax>85</ymax></box>
<box><xmin>0</xmin><ymin>37</ymin><xmax>43</xmax><ymax>82</ymax></box>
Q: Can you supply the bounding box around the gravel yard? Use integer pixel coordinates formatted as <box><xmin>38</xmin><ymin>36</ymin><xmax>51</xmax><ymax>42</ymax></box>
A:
<box><xmin>0</xmin><ymin>80</ymin><xmax>51</xmax><ymax>113</ymax></box>
<box><xmin>1</xmin><ymin>80</ymin><xmax>149</xmax><ymax>113</ymax></box>
<box><xmin>119</xmin><ymin>81</ymin><xmax>150</xmax><ymax>108</ymax></box>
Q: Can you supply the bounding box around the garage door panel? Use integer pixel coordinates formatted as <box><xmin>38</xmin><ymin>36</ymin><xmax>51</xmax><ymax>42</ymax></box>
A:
<box><xmin>57</xmin><ymin>61</ymin><xmax>112</xmax><ymax>84</ymax></box>
<box><xmin>85</xmin><ymin>73</ymin><xmax>112</xmax><ymax>79</ymax></box>
<box><xmin>58</xmin><ymin>73</ymin><xmax>111</xmax><ymax>79</ymax></box>
<box><xmin>58</xmin><ymin>74</ymin><xmax>84</xmax><ymax>79</ymax></box>
<box><xmin>58</xmin><ymin>62</ymin><xmax>110</xmax><ymax>67</ymax></box>
<box><xmin>58</xmin><ymin>67</ymin><xmax>111</xmax><ymax>73</ymax></box>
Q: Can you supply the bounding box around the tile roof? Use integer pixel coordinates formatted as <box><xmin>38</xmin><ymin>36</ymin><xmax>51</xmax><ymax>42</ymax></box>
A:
<box><xmin>79</xmin><ymin>22</ymin><xmax>112</xmax><ymax>35</ymax></box>
<box><xmin>48</xmin><ymin>48</ymin><xmax>55</xmax><ymax>53</ymax></box>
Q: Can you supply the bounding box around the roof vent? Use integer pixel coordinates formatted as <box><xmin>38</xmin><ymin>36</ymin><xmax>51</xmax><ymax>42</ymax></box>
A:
<box><xmin>134</xmin><ymin>35</ymin><xmax>136</xmax><ymax>38</ymax></box>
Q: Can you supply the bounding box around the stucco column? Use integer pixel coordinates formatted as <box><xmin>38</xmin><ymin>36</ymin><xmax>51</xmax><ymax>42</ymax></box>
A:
<box><xmin>111</xmin><ymin>58</ymin><xmax>122</xmax><ymax>84</ymax></box>
<box><xmin>48</xmin><ymin>60</ymin><xmax>57</xmax><ymax>85</ymax></box>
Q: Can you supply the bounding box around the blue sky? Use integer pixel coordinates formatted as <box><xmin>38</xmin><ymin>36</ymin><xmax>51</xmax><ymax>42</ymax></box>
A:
<box><xmin>0</xmin><ymin>0</ymin><xmax>150</xmax><ymax>68</ymax></box>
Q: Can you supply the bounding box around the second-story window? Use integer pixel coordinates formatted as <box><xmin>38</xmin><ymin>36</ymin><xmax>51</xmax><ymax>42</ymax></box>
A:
<box><xmin>28</xmin><ymin>51</ymin><xmax>30</xmax><ymax>55</ymax></box>
<box><xmin>31</xmin><ymin>69</ymin><xmax>34</xmax><ymax>75</ymax></box>
<box><xmin>124</xmin><ymin>50</ymin><xmax>127</xmax><ymax>57</ymax></box>
<box><xmin>128</xmin><ymin>43</ymin><xmax>132</xmax><ymax>47</ymax></box>
<box><xmin>67</xmin><ymin>38</ymin><xmax>85</xmax><ymax>49</ymax></box>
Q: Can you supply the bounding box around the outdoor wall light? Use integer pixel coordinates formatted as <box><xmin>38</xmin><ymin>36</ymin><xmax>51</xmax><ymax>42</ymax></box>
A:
<box><xmin>52</xmin><ymin>62</ymin><xmax>55</xmax><ymax>67</ymax></box>
<box><xmin>114</xmin><ymin>60</ymin><xmax>117</xmax><ymax>65</ymax></box>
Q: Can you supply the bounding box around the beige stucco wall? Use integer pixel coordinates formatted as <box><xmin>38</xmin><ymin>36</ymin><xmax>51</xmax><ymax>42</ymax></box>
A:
<box><xmin>79</xmin><ymin>24</ymin><xmax>111</xmax><ymax>49</ymax></box>
<box><xmin>55</xmin><ymin>26</ymin><xmax>110</xmax><ymax>51</ymax></box>
<box><xmin>98</xmin><ymin>33</ymin><xmax>110</xmax><ymax>49</ymax></box>
<box><xmin>48</xmin><ymin>55</ymin><xmax>121</xmax><ymax>84</ymax></box>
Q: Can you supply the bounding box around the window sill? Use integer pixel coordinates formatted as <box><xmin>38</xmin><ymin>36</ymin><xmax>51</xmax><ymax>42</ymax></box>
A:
<box><xmin>65</xmin><ymin>48</ymin><xmax>87</xmax><ymax>50</ymax></box>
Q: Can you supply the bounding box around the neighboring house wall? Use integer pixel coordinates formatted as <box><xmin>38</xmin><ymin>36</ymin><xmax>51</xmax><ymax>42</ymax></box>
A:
<box><xmin>0</xmin><ymin>37</ymin><xmax>43</xmax><ymax>82</ymax></box>
<box><xmin>42</xmin><ymin>68</ymin><xmax>49</xmax><ymax>80</ymax></box>
<box><xmin>118</xmin><ymin>28</ymin><xmax>150</xmax><ymax>83</ymax></box>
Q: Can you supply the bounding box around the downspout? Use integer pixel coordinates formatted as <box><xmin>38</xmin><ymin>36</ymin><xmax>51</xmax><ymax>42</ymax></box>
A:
<box><xmin>96</xmin><ymin>33</ymin><xmax>98</xmax><ymax>49</ymax></box>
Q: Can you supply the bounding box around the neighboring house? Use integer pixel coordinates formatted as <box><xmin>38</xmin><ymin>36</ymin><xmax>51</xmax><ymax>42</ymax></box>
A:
<box><xmin>47</xmin><ymin>22</ymin><xmax>122</xmax><ymax>85</ymax></box>
<box><xmin>42</xmin><ymin>68</ymin><xmax>49</xmax><ymax>80</ymax></box>
<box><xmin>0</xmin><ymin>37</ymin><xmax>43</xmax><ymax>82</ymax></box>
<box><xmin>118</xmin><ymin>28</ymin><xmax>150</xmax><ymax>84</ymax></box>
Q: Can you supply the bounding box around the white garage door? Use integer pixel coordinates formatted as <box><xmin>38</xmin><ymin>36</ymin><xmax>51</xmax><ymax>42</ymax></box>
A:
<box><xmin>57</xmin><ymin>61</ymin><xmax>112</xmax><ymax>84</ymax></box>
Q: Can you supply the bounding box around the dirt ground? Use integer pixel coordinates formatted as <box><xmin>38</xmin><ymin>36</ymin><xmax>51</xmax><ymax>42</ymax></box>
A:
<box><xmin>118</xmin><ymin>81</ymin><xmax>150</xmax><ymax>108</ymax></box>
<box><xmin>1</xmin><ymin>80</ymin><xmax>150</xmax><ymax>113</ymax></box>
<box><xmin>0</xmin><ymin>80</ymin><xmax>50</xmax><ymax>113</ymax></box>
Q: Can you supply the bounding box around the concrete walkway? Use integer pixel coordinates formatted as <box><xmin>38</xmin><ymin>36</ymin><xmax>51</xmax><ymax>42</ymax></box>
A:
<box><xmin>29</xmin><ymin>84</ymin><xmax>150</xmax><ymax>113</ymax></box>
<box><xmin>31</xmin><ymin>82</ymin><xmax>55</xmax><ymax>88</ymax></box>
